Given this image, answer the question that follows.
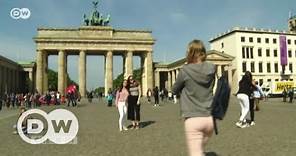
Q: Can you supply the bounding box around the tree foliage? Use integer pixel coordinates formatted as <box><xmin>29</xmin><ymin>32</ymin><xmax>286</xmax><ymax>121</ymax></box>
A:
<box><xmin>48</xmin><ymin>69</ymin><xmax>78</xmax><ymax>91</ymax></box>
<box><xmin>112</xmin><ymin>68</ymin><xmax>142</xmax><ymax>89</ymax></box>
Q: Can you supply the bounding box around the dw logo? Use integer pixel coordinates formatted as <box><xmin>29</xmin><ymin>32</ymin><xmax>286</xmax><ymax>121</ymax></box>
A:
<box><xmin>10</xmin><ymin>8</ymin><xmax>31</xmax><ymax>19</ymax></box>
<box><xmin>17</xmin><ymin>109</ymin><xmax>79</xmax><ymax>144</ymax></box>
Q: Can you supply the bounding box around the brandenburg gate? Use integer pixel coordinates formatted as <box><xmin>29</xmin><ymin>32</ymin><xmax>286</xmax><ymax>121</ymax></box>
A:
<box><xmin>34</xmin><ymin>26</ymin><xmax>155</xmax><ymax>97</ymax></box>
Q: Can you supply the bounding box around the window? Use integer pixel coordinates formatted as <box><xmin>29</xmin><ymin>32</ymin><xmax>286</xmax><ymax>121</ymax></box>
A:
<box><xmin>288</xmin><ymin>50</ymin><xmax>292</xmax><ymax>57</ymax></box>
<box><xmin>267</xmin><ymin>79</ymin><xmax>271</xmax><ymax>82</ymax></box>
<box><xmin>267</xmin><ymin>63</ymin><xmax>271</xmax><ymax>73</ymax></box>
<box><xmin>273</xmin><ymin>38</ymin><xmax>277</xmax><ymax>44</ymax></box>
<box><xmin>289</xmin><ymin>63</ymin><xmax>293</xmax><ymax>72</ymax></box>
<box><xmin>274</xmin><ymin>63</ymin><xmax>278</xmax><ymax>73</ymax></box>
<box><xmin>250</xmin><ymin>47</ymin><xmax>253</xmax><ymax>58</ymax></box>
<box><xmin>275</xmin><ymin>79</ymin><xmax>279</xmax><ymax>81</ymax></box>
<box><xmin>273</xmin><ymin>49</ymin><xmax>277</xmax><ymax>57</ymax></box>
<box><xmin>266</xmin><ymin>49</ymin><xmax>270</xmax><ymax>57</ymax></box>
<box><xmin>258</xmin><ymin>48</ymin><xmax>262</xmax><ymax>57</ymax></box>
<box><xmin>259</xmin><ymin>62</ymin><xmax>263</xmax><ymax>73</ymax></box>
<box><xmin>246</xmin><ymin>47</ymin><xmax>249</xmax><ymax>58</ymax></box>
<box><xmin>249</xmin><ymin>37</ymin><xmax>253</xmax><ymax>42</ymax></box>
<box><xmin>221</xmin><ymin>42</ymin><xmax>224</xmax><ymax>48</ymax></box>
<box><xmin>242</xmin><ymin>62</ymin><xmax>247</xmax><ymax>72</ymax></box>
<box><xmin>288</xmin><ymin>39</ymin><xmax>291</xmax><ymax>45</ymax></box>
<box><xmin>294</xmin><ymin>40</ymin><xmax>296</xmax><ymax>45</ymax></box>
<box><xmin>251</xmin><ymin>62</ymin><xmax>255</xmax><ymax>72</ymax></box>
<box><xmin>290</xmin><ymin>79</ymin><xmax>294</xmax><ymax>81</ymax></box>
<box><xmin>242</xmin><ymin>47</ymin><xmax>245</xmax><ymax>58</ymax></box>
<box><xmin>241</xmin><ymin>37</ymin><xmax>245</xmax><ymax>42</ymax></box>
<box><xmin>259</xmin><ymin>79</ymin><xmax>263</xmax><ymax>86</ymax></box>
<box><xmin>265</xmin><ymin>38</ymin><xmax>269</xmax><ymax>43</ymax></box>
<box><xmin>257</xmin><ymin>38</ymin><xmax>261</xmax><ymax>43</ymax></box>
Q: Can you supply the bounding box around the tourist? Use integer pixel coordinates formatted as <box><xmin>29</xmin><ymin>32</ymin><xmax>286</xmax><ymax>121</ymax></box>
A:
<box><xmin>115</xmin><ymin>80</ymin><xmax>129</xmax><ymax>132</ymax></box>
<box><xmin>172</xmin><ymin>39</ymin><xmax>216</xmax><ymax>156</ymax></box>
<box><xmin>253</xmin><ymin>81</ymin><xmax>264</xmax><ymax>111</ymax></box>
<box><xmin>56</xmin><ymin>92</ymin><xmax>61</xmax><ymax>105</ymax></box>
<box><xmin>247</xmin><ymin>80</ymin><xmax>256</xmax><ymax>126</ymax></box>
<box><xmin>168</xmin><ymin>91</ymin><xmax>173</xmax><ymax>101</ymax></box>
<box><xmin>146</xmin><ymin>88</ymin><xmax>152</xmax><ymax>103</ymax></box>
<box><xmin>282</xmin><ymin>88</ymin><xmax>287</xmax><ymax>102</ymax></box>
<box><xmin>153</xmin><ymin>86</ymin><xmax>159</xmax><ymax>106</ymax></box>
<box><xmin>10</xmin><ymin>93</ymin><xmax>16</xmax><ymax>108</ymax></box>
<box><xmin>106</xmin><ymin>91</ymin><xmax>113</xmax><ymax>107</ymax></box>
<box><xmin>173</xmin><ymin>94</ymin><xmax>177</xmax><ymax>104</ymax></box>
<box><xmin>160</xmin><ymin>89</ymin><xmax>164</xmax><ymax>102</ymax></box>
<box><xmin>236</xmin><ymin>71</ymin><xmax>256</xmax><ymax>128</ymax></box>
<box><xmin>288</xmin><ymin>88</ymin><xmax>294</xmax><ymax>103</ymax></box>
<box><xmin>127</xmin><ymin>75</ymin><xmax>141</xmax><ymax>129</ymax></box>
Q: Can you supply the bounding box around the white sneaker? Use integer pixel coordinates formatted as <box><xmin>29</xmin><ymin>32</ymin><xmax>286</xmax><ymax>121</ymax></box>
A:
<box><xmin>235</xmin><ymin>121</ymin><xmax>242</xmax><ymax>127</ymax></box>
<box><xmin>123</xmin><ymin>126</ymin><xmax>128</xmax><ymax>131</ymax></box>
<box><xmin>250</xmin><ymin>121</ymin><xmax>256</xmax><ymax>126</ymax></box>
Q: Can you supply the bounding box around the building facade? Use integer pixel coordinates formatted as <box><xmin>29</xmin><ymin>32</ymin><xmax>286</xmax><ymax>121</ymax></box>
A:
<box><xmin>0</xmin><ymin>55</ymin><xmax>33</xmax><ymax>95</ymax></box>
<box><xmin>154</xmin><ymin>50</ymin><xmax>235</xmax><ymax>93</ymax></box>
<box><xmin>209</xmin><ymin>26</ymin><xmax>296</xmax><ymax>92</ymax></box>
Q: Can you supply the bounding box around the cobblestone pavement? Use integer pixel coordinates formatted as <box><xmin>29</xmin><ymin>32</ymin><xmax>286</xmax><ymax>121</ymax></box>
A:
<box><xmin>0</xmin><ymin>97</ymin><xmax>295</xmax><ymax>156</ymax></box>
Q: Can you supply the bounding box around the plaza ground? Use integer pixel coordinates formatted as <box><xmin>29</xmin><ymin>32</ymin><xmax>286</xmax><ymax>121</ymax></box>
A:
<box><xmin>0</xmin><ymin>97</ymin><xmax>296</xmax><ymax>156</ymax></box>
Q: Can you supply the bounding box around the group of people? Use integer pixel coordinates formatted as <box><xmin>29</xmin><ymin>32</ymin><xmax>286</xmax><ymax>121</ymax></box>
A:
<box><xmin>0</xmin><ymin>92</ymin><xmax>56</xmax><ymax>111</ymax></box>
<box><xmin>146</xmin><ymin>87</ymin><xmax>178</xmax><ymax>107</ymax></box>
<box><xmin>282</xmin><ymin>87</ymin><xmax>294</xmax><ymax>103</ymax></box>
<box><xmin>0</xmin><ymin>90</ymin><xmax>81</xmax><ymax>111</ymax></box>
<box><xmin>236</xmin><ymin>71</ymin><xmax>265</xmax><ymax>128</ymax></box>
<box><xmin>115</xmin><ymin>75</ymin><xmax>141</xmax><ymax>131</ymax></box>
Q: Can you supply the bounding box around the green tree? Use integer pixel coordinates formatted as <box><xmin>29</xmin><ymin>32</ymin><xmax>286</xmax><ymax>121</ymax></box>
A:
<box><xmin>113</xmin><ymin>68</ymin><xmax>142</xmax><ymax>89</ymax></box>
<box><xmin>47</xmin><ymin>69</ymin><xmax>78</xmax><ymax>91</ymax></box>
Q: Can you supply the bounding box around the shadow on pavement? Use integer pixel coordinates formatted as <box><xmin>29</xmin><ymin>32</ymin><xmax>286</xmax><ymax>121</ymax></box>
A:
<box><xmin>205</xmin><ymin>152</ymin><xmax>219</xmax><ymax>156</ymax></box>
<box><xmin>140</xmin><ymin>120</ymin><xmax>156</xmax><ymax>128</ymax></box>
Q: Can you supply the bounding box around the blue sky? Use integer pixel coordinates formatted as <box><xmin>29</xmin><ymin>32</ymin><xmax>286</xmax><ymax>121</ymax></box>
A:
<box><xmin>0</xmin><ymin>0</ymin><xmax>295</xmax><ymax>90</ymax></box>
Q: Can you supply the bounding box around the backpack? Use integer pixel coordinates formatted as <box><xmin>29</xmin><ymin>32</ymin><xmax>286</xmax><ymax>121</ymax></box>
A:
<box><xmin>211</xmin><ymin>74</ymin><xmax>231</xmax><ymax>134</ymax></box>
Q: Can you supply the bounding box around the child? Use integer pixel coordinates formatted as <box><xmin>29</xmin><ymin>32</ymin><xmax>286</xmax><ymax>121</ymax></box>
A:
<box><xmin>107</xmin><ymin>93</ymin><xmax>113</xmax><ymax>107</ymax></box>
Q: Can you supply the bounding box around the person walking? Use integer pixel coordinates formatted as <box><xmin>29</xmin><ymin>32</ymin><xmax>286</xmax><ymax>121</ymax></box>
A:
<box><xmin>127</xmin><ymin>75</ymin><xmax>141</xmax><ymax>129</ymax></box>
<box><xmin>236</xmin><ymin>71</ymin><xmax>256</xmax><ymax>128</ymax></box>
<box><xmin>253</xmin><ymin>81</ymin><xmax>264</xmax><ymax>111</ymax></box>
<box><xmin>172</xmin><ymin>39</ymin><xmax>216</xmax><ymax>156</ymax></box>
<box><xmin>282</xmin><ymin>88</ymin><xmax>287</xmax><ymax>102</ymax></box>
<box><xmin>153</xmin><ymin>86</ymin><xmax>159</xmax><ymax>106</ymax></box>
<box><xmin>146</xmin><ymin>88</ymin><xmax>152</xmax><ymax>103</ymax></box>
<box><xmin>115</xmin><ymin>80</ymin><xmax>129</xmax><ymax>132</ymax></box>
<box><xmin>288</xmin><ymin>88</ymin><xmax>294</xmax><ymax>103</ymax></box>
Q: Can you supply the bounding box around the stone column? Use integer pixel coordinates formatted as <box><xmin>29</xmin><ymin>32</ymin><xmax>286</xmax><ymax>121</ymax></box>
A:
<box><xmin>58</xmin><ymin>50</ymin><xmax>66</xmax><ymax>95</ymax></box>
<box><xmin>124</xmin><ymin>51</ymin><xmax>133</xmax><ymax>79</ymax></box>
<box><xmin>79</xmin><ymin>50</ymin><xmax>86</xmax><ymax>97</ymax></box>
<box><xmin>217</xmin><ymin>65</ymin><xmax>222</xmax><ymax>77</ymax></box>
<box><xmin>64</xmin><ymin>55</ymin><xmax>68</xmax><ymax>90</ymax></box>
<box><xmin>43</xmin><ymin>52</ymin><xmax>48</xmax><ymax>93</ymax></box>
<box><xmin>104</xmin><ymin>50</ymin><xmax>113</xmax><ymax>96</ymax></box>
<box><xmin>122</xmin><ymin>54</ymin><xmax>126</xmax><ymax>78</ymax></box>
<box><xmin>28</xmin><ymin>71</ymin><xmax>33</xmax><ymax>93</ymax></box>
<box><xmin>172</xmin><ymin>70</ymin><xmax>176</xmax><ymax>85</ymax></box>
<box><xmin>167</xmin><ymin>71</ymin><xmax>172</xmax><ymax>91</ymax></box>
<box><xmin>227</xmin><ymin>65</ymin><xmax>232</xmax><ymax>87</ymax></box>
<box><xmin>176</xmin><ymin>69</ymin><xmax>179</xmax><ymax>78</ymax></box>
<box><xmin>154</xmin><ymin>70</ymin><xmax>160</xmax><ymax>88</ymax></box>
<box><xmin>36</xmin><ymin>50</ymin><xmax>44</xmax><ymax>94</ymax></box>
<box><xmin>141</xmin><ymin>55</ymin><xmax>146</xmax><ymax>95</ymax></box>
<box><xmin>144</xmin><ymin>51</ymin><xmax>153</xmax><ymax>95</ymax></box>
